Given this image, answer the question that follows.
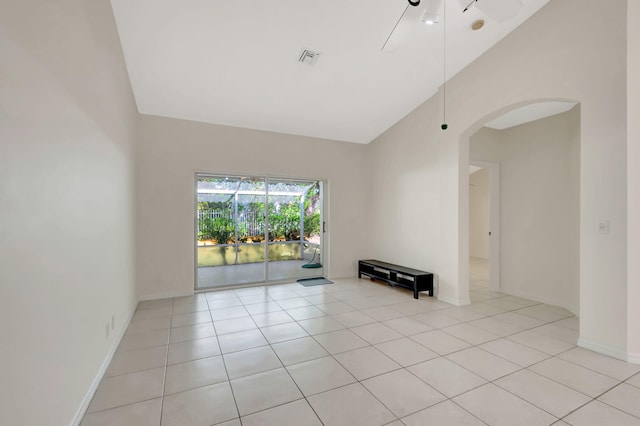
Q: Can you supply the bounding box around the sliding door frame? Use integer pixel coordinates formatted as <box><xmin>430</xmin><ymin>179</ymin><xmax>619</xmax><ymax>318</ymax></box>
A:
<box><xmin>194</xmin><ymin>172</ymin><xmax>328</xmax><ymax>291</ymax></box>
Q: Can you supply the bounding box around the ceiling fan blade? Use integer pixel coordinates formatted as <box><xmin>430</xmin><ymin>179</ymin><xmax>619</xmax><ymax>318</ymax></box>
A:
<box><xmin>382</xmin><ymin>0</ymin><xmax>442</xmax><ymax>52</ymax></box>
<box><xmin>459</xmin><ymin>0</ymin><xmax>476</xmax><ymax>13</ymax></box>
<box><xmin>382</xmin><ymin>2</ymin><xmax>425</xmax><ymax>52</ymax></box>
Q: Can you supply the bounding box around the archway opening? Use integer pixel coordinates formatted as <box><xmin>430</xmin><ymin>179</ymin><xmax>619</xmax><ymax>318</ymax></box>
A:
<box><xmin>459</xmin><ymin>99</ymin><xmax>581</xmax><ymax>315</ymax></box>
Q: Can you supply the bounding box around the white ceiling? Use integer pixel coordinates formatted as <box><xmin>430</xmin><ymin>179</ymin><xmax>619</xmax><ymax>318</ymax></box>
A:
<box><xmin>110</xmin><ymin>0</ymin><xmax>551</xmax><ymax>144</ymax></box>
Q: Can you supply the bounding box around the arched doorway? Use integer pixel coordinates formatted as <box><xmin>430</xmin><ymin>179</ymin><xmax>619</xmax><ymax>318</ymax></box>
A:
<box><xmin>459</xmin><ymin>99</ymin><xmax>581</xmax><ymax>314</ymax></box>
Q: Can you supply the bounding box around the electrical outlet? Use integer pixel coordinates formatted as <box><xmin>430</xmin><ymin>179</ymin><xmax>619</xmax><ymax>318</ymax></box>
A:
<box><xmin>105</xmin><ymin>324</ymin><xmax>110</xmax><ymax>338</ymax></box>
<box><xmin>111</xmin><ymin>315</ymin><xmax>115</xmax><ymax>330</ymax></box>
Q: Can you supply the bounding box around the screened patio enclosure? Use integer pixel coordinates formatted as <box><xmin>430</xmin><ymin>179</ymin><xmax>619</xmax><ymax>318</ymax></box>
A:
<box><xmin>196</xmin><ymin>175</ymin><xmax>324</xmax><ymax>289</ymax></box>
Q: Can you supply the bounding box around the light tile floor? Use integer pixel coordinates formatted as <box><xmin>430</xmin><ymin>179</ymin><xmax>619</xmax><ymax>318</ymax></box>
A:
<box><xmin>81</xmin><ymin>277</ymin><xmax>640</xmax><ymax>426</ymax></box>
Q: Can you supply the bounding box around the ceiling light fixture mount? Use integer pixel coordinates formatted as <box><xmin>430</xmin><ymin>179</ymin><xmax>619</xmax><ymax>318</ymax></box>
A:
<box><xmin>420</xmin><ymin>10</ymin><xmax>440</xmax><ymax>25</ymax></box>
<box><xmin>408</xmin><ymin>0</ymin><xmax>421</xmax><ymax>6</ymax></box>
<box><xmin>472</xmin><ymin>19</ymin><xmax>485</xmax><ymax>30</ymax></box>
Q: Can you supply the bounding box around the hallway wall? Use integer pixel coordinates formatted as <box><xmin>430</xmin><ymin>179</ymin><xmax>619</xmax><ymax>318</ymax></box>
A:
<box><xmin>627</xmin><ymin>0</ymin><xmax>640</xmax><ymax>363</ymax></box>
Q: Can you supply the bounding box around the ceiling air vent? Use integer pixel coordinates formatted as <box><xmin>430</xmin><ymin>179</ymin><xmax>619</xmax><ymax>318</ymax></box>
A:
<box><xmin>298</xmin><ymin>49</ymin><xmax>320</xmax><ymax>65</ymax></box>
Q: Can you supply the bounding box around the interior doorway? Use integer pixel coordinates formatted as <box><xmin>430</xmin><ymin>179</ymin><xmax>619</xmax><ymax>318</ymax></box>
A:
<box><xmin>462</xmin><ymin>101</ymin><xmax>580</xmax><ymax>312</ymax></box>
<box><xmin>195</xmin><ymin>175</ymin><xmax>324</xmax><ymax>289</ymax></box>
<box><xmin>469</xmin><ymin>161</ymin><xmax>500</xmax><ymax>293</ymax></box>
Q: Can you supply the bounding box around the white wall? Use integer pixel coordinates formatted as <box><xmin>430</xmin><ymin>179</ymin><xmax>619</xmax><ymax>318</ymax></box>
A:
<box><xmin>471</xmin><ymin>109</ymin><xmax>580</xmax><ymax>313</ymax></box>
<box><xmin>0</xmin><ymin>1</ymin><xmax>139</xmax><ymax>424</ymax></box>
<box><xmin>370</xmin><ymin>0</ymin><xmax>629</xmax><ymax>357</ymax></box>
<box><xmin>627</xmin><ymin>0</ymin><xmax>640</xmax><ymax>363</ymax></box>
<box><xmin>135</xmin><ymin>116</ymin><xmax>370</xmax><ymax>300</ymax></box>
<box><xmin>469</xmin><ymin>168</ymin><xmax>489</xmax><ymax>259</ymax></box>
<box><xmin>367</xmin><ymin>95</ymin><xmax>442</xmax><ymax>284</ymax></box>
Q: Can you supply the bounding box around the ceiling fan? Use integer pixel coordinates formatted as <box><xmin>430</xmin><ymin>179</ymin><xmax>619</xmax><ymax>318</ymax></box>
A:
<box><xmin>381</xmin><ymin>0</ymin><xmax>524</xmax><ymax>51</ymax></box>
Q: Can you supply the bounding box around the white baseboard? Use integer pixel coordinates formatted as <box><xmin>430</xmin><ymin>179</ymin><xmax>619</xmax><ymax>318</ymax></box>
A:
<box><xmin>498</xmin><ymin>287</ymin><xmax>579</xmax><ymax>316</ymax></box>
<box><xmin>71</xmin><ymin>307</ymin><xmax>137</xmax><ymax>426</ymax></box>
<box><xmin>627</xmin><ymin>351</ymin><xmax>640</xmax><ymax>365</ymax></box>
<box><xmin>331</xmin><ymin>274</ymin><xmax>357</xmax><ymax>280</ymax></box>
<box><xmin>139</xmin><ymin>291</ymin><xmax>192</xmax><ymax>301</ymax></box>
<box><xmin>577</xmin><ymin>337</ymin><xmax>629</xmax><ymax>363</ymax></box>
<box><xmin>438</xmin><ymin>294</ymin><xmax>471</xmax><ymax>306</ymax></box>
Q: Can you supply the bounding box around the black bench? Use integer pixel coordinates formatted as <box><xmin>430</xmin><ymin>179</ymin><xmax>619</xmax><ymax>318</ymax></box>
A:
<box><xmin>358</xmin><ymin>259</ymin><xmax>434</xmax><ymax>299</ymax></box>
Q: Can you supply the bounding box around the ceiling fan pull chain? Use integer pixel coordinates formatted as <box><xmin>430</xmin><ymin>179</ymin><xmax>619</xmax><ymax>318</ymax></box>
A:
<box><xmin>441</xmin><ymin>0</ymin><xmax>448</xmax><ymax>130</ymax></box>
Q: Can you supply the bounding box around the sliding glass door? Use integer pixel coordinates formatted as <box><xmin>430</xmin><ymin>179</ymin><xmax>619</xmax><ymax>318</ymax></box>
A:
<box><xmin>196</xmin><ymin>175</ymin><xmax>323</xmax><ymax>289</ymax></box>
<box><xmin>266</xmin><ymin>179</ymin><xmax>323</xmax><ymax>281</ymax></box>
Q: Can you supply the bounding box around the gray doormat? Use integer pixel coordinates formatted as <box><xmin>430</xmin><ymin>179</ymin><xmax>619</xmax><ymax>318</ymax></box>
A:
<box><xmin>297</xmin><ymin>277</ymin><xmax>334</xmax><ymax>286</ymax></box>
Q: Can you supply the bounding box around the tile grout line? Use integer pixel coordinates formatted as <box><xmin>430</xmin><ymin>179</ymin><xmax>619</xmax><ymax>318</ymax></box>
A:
<box><xmin>342</xmin><ymin>283</ymin><xmax>583</xmax><ymax>423</ymax></box>
<box><xmin>156</xmin><ymin>299</ymin><xmax>175</xmax><ymax>426</ymax></box>
<box><xmin>86</xmin><ymin>278</ymin><xmax>638</xmax><ymax>425</ymax></box>
<box><xmin>295</xmin><ymin>284</ymin><xmax>484</xmax><ymax>424</ymax></box>
<box><xmin>231</xmin><ymin>285</ymin><xmax>327</xmax><ymax>424</ymax></box>
<box><xmin>289</xmin><ymin>299</ymin><xmax>490</xmax><ymax>425</ymax></box>
<box><xmin>206</xmin><ymin>295</ymin><xmax>244</xmax><ymax>425</ymax></box>
<box><xmin>593</xmin><ymin>383</ymin><xmax>640</xmax><ymax>421</ymax></box>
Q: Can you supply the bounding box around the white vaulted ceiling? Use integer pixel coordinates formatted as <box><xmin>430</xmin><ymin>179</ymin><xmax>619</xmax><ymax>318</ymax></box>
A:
<box><xmin>110</xmin><ymin>0</ymin><xmax>551</xmax><ymax>143</ymax></box>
